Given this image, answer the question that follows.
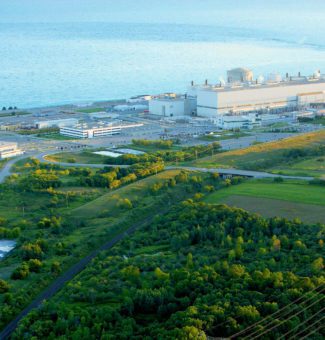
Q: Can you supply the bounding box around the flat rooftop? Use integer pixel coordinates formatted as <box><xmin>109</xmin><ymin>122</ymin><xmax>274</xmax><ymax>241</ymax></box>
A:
<box><xmin>197</xmin><ymin>77</ymin><xmax>325</xmax><ymax>93</ymax></box>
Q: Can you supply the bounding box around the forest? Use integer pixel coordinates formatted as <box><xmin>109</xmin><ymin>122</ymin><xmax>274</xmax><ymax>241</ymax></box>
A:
<box><xmin>11</xmin><ymin>200</ymin><xmax>324</xmax><ymax>339</ymax></box>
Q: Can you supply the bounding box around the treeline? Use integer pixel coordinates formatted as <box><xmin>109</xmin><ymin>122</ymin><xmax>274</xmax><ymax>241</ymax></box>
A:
<box><xmin>132</xmin><ymin>139</ymin><xmax>174</xmax><ymax>149</ymax></box>
<box><xmin>11</xmin><ymin>201</ymin><xmax>324</xmax><ymax>339</ymax></box>
<box><xmin>17</xmin><ymin>159</ymin><xmax>165</xmax><ymax>191</ymax></box>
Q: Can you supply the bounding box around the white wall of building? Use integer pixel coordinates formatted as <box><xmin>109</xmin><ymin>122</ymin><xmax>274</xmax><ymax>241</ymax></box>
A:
<box><xmin>36</xmin><ymin>118</ymin><xmax>78</xmax><ymax>129</ymax></box>
<box><xmin>197</xmin><ymin>81</ymin><xmax>325</xmax><ymax>117</ymax></box>
<box><xmin>0</xmin><ymin>142</ymin><xmax>23</xmax><ymax>159</ymax></box>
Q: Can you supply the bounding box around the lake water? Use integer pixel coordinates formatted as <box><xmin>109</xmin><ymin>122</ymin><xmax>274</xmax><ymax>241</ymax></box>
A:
<box><xmin>0</xmin><ymin>240</ymin><xmax>16</xmax><ymax>259</ymax></box>
<box><xmin>0</xmin><ymin>22</ymin><xmax>325</xmax><ymax>109</ymax></box>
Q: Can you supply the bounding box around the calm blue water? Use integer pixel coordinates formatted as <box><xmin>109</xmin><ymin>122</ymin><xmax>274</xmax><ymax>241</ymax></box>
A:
<box><xmin>0</xmin><ymin>22</ymin><xmax>325</xmax><ymax>109</ymax></box>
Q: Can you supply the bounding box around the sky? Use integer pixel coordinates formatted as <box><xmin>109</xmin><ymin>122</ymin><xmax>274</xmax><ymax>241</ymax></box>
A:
<box><xmin>1</xmin><ymin>0</ymin><xmax>325</xmax><ymax>26</ymax></box>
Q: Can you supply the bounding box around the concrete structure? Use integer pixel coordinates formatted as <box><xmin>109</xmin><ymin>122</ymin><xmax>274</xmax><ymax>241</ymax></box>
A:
<box><xmin>0</xmin><ymin>123</ymin><xmax>21</xmax><ymax>131</ymax></box>
<box><xmin>215</xmin><ymin>114</ymin><xmax>260</xmax><ymax>130</ymax></box>
<box><xmin>60</xmin><ymin>122</ymin><xmax>122</xmax><ymax>139</ymax></box>
<box><xmin>60</xmin><ymin>121</ymin><xmax>143</xmax><ymax>139</ymax></box>
<box><xmin>227</xmin><ymin>68</ymin><xmax>254</xmax><ymax>83</ymax></box>
<box><xmin>88</xmin><ymin>112</ymin><xmax>119</xmax><ymax>120</ymax></box>
<box><xmin>195</xmin><ymin>76</ymin><xmax>325</xmax><ymax>118</ymax></box>
<box><xmin>35</xmin><ymin>118</ymin><xmax>78</xmax><ymax>129</ymax></box>
<box><xmin>0</xmin><ymin>142</ymin><xmax>23</xmax><ymax>159</ymax></box>
<box><xmin>149</xmin><ymin>95</ymin><xmax>196</xmax><ymax>118</ymax></box>
<box><xmin>127</xmin><ymin>95</ymin><xmax>152</xmax><ymax>103</ymax></box>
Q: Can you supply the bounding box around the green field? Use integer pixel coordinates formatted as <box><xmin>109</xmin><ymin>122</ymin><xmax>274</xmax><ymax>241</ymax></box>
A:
<box><xmin>37</xmin><ymin>132</ymin><xmax>77</xmax><ymax>140</ymax></box>
<box><xmin>270</xmin><ymin>156</ymin><xmax>325</xmax><ymax>178</ymax></box>
<box><xmin>45</xmin><ymin>151</ymin><xmax>107</xmax><ymax>164</ymax></box>
<box><xmin>76</xmin><ymin>107</ymin><xmax>105</xmax><ymax>113</ymax></box>
<box><xmin>191</xmin><ymin>130</ymin><xmax>325</xmax><ymax>170</ymax></box>
<box><xmin>204</xmin><ymin>179</ymin><xmax>325</xmax><ymax>223</ymax></box>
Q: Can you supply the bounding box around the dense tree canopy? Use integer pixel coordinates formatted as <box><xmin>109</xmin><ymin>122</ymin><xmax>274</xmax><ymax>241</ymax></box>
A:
<box><xmin>12</xmin><ymin>202</ymin><xmax>324</xmax><ymax>339</ymax></box>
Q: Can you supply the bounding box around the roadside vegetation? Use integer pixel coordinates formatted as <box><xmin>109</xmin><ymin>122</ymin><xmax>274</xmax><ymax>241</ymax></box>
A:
<box><xmin>46</xmin><ymin>141</ymin><xmax>221</xmax><ymax>166</ymax></box>
<box><xmin>11</xmin><ymin>199</ymin><xmax>325</xmax><ymax>339</ymax></box>
<box><xmin>298</xmin><ymin>116</ymin><xmax>325</xmax><ymax>126</ymax></box>
<box><xmin>191</xmin><ymin>130</ymin><xmax>325</xmax><ymax>176</ymax></box>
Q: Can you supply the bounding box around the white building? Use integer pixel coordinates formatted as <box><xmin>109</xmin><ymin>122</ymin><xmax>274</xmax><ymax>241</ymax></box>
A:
<box><xmin>60</xmin><ymin>121</ymin><xmax>143</xmax><ymax>139</ymax></box>
<box><xmin>195</xmin><ymin>77</ymin><xmax>325</xmax><ymax>118</ymax></box>
<box><xmin>35</xmin><ymin>118</ymin><xmax>79</xmax><ymax>129</ymax></box>
<box><xmin>215</xmin><ymin>114</ymin><xmax>261</xmax><ymax>130</ymax></box>
<box><xmin>0</xmin><ymin>142</ymin><xmax>23</xmax><ymax>159</ymax></box>
<box><xmin>127</xmin><ymin>95</ymin><xmax>152</xmax><ymax>103</ymax></box>
<box><xmin>149</xmin><ymin>95</ymin><xmax>196</xmax><ymax>118</ymax></box>
<box><xmin>60</xmin><ymin>122</ymin><xmax>121</xmax><ymax>139</ymax></box>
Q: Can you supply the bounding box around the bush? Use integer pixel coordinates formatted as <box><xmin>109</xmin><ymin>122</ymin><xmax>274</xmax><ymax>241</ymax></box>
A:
<box><xmin>28</xmin><ymin>259</ymin><xmax>42</xmax><ymax>273</ymax></box>
<box><xmin>0</xmin><ymin>279</ymin><xmax>10</xmax><ymax>293</ymax></box>
<box><xmin>11</xmin><ymin>263</ymin><xmax>30</xmax><ymax>280</ymax></box>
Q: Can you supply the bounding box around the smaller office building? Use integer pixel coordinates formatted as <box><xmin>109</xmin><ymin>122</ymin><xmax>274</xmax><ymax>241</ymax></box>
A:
<box><xmin>60</xmin><ymin>122</ymin><xmax>121</xmax><ymax>139</ymax></box>
<box><xmin>0</xmin><ymin>142</ymin><xmax>23</xmax><ymax>159</ymax></box>
<box><xmin>215</xmin><ymin>114</ymin><xmax>261</xmax><ymax>130</ymax></box>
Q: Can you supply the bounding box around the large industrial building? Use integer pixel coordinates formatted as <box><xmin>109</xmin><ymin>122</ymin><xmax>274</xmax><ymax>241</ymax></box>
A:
<box><xmin>0</xmin><ymin>142</ymin><xmax>23</xmax><ymax>159</ymax></box>
<box><xmin>189</xmin><ymin>69</ymin><xmax>325</xmax><ymax>118</ymax></box>
<box><xmin>149</xmin><ymin>95</ymin><xmax>196</xmax><ymax>118</ymax></box>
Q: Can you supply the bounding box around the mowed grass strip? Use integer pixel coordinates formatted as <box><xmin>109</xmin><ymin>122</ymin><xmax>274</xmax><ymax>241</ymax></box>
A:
<box><xmin>204</xmin><ymin>179</ymin><xmax>325</xmax><ymax>206</ymax></box>
<box><xmin>219</xmin><ymin>195</ymin><xmax>325</xmax><ymax>224</ymax></box>
<box><xmin>72</xmin><ymin>170</ymin><xmax>181</xmax><ymax>219</ymax></box>
<box><xmin>192</xmin><ymin>130</ymin><xmax>325</xmax><ymax>168</ymax></box>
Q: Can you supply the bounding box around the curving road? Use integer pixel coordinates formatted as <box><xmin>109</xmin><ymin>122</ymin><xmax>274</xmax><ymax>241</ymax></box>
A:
<box><xmin>167</xmin><ymin>166</ymin><xmax>314</xmax><ymax>181</ymax></box>
<box><xmin>0</xmin><ymin>153</ymin><xmax>313</xmax><ymax>185</ymax></box>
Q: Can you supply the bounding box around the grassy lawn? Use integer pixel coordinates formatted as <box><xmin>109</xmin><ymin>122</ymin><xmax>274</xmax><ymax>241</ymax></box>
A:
<box><xmin>37</xmin><ymin>132</ymin><xmax>77</xmax><ymax>140</ymax></box>
<box><xmin>191</xmin><ymin>130</ymin><xmax>325</xmax><ymax>169</ymax></box>
<box><xmin>128</xmin><ymin>144</ymin><xmax>182</xmax><ymax>153</ymax></box>
<box><xmin>204</xmin><ymin>179</ymin><xmax>325</xmax><ymax>206</ymax></box>
<box><xmin>76</xmin><ymin>107</ymin><xmax>105</xmax><ymax>113</ymax></box>
<box><xmin>72</xmin><ymin>170</ymin><xmax>181</xmax><ymax>219</ymax></box>
<box><xmin>270</xmin><ymin>156</ymin><xmax>325</xmax><ymax>178</ymax></box>
<box><xmin>0</xmin><ymin>111</ymin><xmax>30</xmax><ymax>118</ymax></box>
<box><xmin>198</xmin><ymin>131</ymin><xmax>249</xmax><ymax>142</ymax></box>
<box><xmin>45</xmin><ymin>151</ymin><xmax>107</xmax><ymax>164</ymax></box>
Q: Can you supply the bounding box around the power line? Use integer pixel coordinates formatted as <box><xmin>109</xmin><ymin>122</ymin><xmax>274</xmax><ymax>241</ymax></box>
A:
<box><xmin>230</xmin><ymin>283</ymin><xmax>325</xmax><ymax>339</ymax></box>
<box><xmin>246</xmin><ymin>293</ymin><xmax>324</xmax><ymax>339</ymax></box>
<box><xmin>278</xmin><ymin>306</ymin><xmax>325</xmax><ymax>340</ymax></box>
<box><xmin>299</xmin><ymin>323</ymin><xmax>324</xmax><ymax>340</ymax></box>
<box><xmin>289</xmin><ymin>316</ymin><xmax>325</xmax><ymax>340</ymax></box>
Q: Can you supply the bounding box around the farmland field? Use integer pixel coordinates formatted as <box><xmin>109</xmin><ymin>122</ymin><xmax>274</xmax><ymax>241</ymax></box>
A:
<box><xmin>204</xmin><ymin>179</ymin><xmax>325</xmax><ymax>223</ymax></box>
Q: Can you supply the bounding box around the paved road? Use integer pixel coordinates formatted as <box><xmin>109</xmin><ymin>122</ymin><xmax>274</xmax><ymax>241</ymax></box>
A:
<box><xmin>0</xmin><ymin>154</ymin><xmax>33</xmax><ymax>183</ymax></box>
<box><xmin>167</xmin><ymin>166</ymin><xmax>314</xmax><ymax>181</ymax></box>
<box><xmin>0</xmin><ymin>212</ymin><xmax>160</xmax><ymax>340</ymax></box>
